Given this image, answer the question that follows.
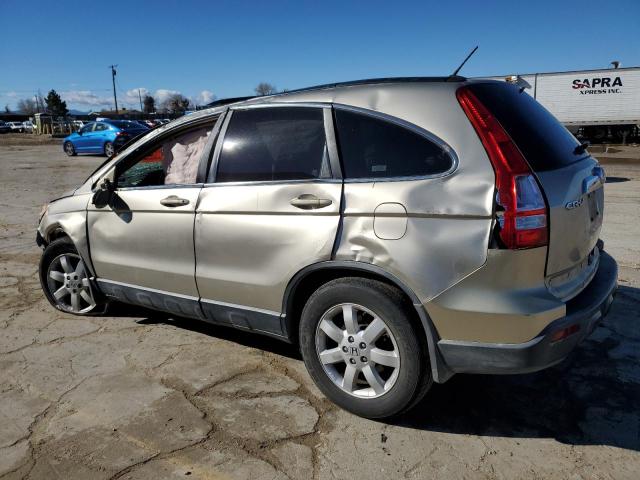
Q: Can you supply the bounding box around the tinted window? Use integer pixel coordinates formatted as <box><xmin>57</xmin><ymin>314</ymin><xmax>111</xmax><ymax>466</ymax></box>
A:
<box><xmin>94</xmin><ymin>123</ymin><xmax>108</xmax><ymax>131</ymax></box>
<box><xmin>335</xmin><ymin>109</ymin><xmax>453</xmax><ymax>179</ymax></box>
<box><xmin>468</xmin><ymin>83</ymin><xmax>583</xmax><ymax>171</ymax></box>
<box><xmin>216</xmin><ymin>107</ymin><xmax>328</xmax><ymax>182</ymax></box>
<box><xmin>109</xmin><ymin>120</ymin><xmax>148</xmax><ymax>130</ymax></box>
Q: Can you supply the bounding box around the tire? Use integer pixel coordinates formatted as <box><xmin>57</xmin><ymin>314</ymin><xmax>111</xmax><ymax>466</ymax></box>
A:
<box><xmin>104</xmin><ymin>141</ymin><xmax>114</xmax><ymax>157</ymax></box>
<box><xmin>299</xmin><ymin>277</ymin><xmax>432</xmax><ymax>419</ymax></box>
<box><xmin>39</xmin><ymin>237</ymin><xmax>108</xmax><ymax>316</ymax></box>
<box><xmin>64</xmin><ymin>142</ymin><xmax>76</xmax><ymax>156</ymax></box>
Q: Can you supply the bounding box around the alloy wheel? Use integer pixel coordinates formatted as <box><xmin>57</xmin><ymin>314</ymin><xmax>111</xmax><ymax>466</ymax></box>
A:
<box><xmin>46</xmin><ymin>253</ymin><xmax>96</xmax><ymax>314</ymax></box>
<box><xmin>315</xmin><ymin>303</ymin><xmax>400</xmax><ymax>398</ymax></box>
<box><xmin>105</xmin><ymin>142</ymin><xmax>114</xmax><ymax>157</ymax></box>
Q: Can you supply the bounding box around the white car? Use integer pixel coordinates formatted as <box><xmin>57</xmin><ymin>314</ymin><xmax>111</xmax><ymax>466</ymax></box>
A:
<box><xmin>22</xmin><ymin>121</ymin><xmax>35</xmax><ymax>133</ymax></box>
<box><xmin>7</xmin><ymin>121</ymin><xmax>25</xmax><ymax>132</ymax></box>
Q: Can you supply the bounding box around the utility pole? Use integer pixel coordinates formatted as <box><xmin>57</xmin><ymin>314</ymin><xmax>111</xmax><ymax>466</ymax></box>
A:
<box><xmin>109</xmin><ymin>65</ymin><xmax>118</xmax><ymax>114</ymax></box>
<box><xmin>138</xmin><ymin>88</ymin><xmax>143</xmax><ymax>113</ymax></box>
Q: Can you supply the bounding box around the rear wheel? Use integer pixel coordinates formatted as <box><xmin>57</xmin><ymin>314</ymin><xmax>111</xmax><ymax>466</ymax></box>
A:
<box><xmin>64</xmin><ymin>141</ymin><xmax>76</xmax><ymax>156</ymax></box>
<box><xmin>299</xmin><ymin>277</ymin><xmax>432</xmax><ymax>419</ymax></box>
<box><xmin>104</xmin><ymin>141</ymin><xmax>114</xmax><ymax>157</ymax></box>
<box><xmin>39</xmin><ymin>238</ymin><xmax>107</xmax><ymax>315</ymax></box>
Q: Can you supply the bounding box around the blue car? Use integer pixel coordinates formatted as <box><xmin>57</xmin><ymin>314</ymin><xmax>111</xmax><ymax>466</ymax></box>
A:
<box><xmin>63</xmin><ymin>120</ymin><xmax>149</xmax><ymax>157</ymax></box>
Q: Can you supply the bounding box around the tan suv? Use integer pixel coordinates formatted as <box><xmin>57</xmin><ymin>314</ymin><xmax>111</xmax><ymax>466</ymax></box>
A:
<box><xmin>37</xmin><ymin>77</ymin><xmax>618</xmax><ymax>418</ymax></box>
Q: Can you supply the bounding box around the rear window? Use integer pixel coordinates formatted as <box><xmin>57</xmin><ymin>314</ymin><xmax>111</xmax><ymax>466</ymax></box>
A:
<box><xmin>109</xmin><ymin>120</ymin><xmax>146</xmax><ymax>130</ymax></box>
<box><xmin>468</xmin><ymin>82</ymin><xmax>583</xmax><ymax>171</ymax></box>
<box><xmin>334</xmin><ymin>109</ymin><xmax>454</xmax><ymax>179</ymax></box>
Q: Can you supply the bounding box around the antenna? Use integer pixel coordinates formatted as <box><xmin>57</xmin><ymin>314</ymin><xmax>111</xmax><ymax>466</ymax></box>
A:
<box><xmin>449</xmin><ymin>46</ymin><xmax>478</xmax><ymax>78</ymax></box>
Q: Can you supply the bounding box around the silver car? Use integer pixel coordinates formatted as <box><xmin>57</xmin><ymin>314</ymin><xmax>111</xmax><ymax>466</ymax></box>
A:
<box><xmin>37</xmin><ymin>77</ymin><xmax>618</xmax><ymax>419</ymax></box>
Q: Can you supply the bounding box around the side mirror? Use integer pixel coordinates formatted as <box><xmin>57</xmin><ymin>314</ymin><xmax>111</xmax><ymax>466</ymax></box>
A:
<box><xmin>77</xmin><ymin>129</ymin><xmax>83</xmax><ymax>135</ymax></box>
<box><xmin>92</xmin><ymin>178</ymin><xmax>115</xmax><ymax>207</ymax></box>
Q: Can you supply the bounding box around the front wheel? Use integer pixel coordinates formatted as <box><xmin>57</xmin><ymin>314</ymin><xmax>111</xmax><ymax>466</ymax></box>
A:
<box><xmin>63</xmin><ymin>142</ymin><xmax>76</xmax><ymax>156</ymax></box>
<box><xmin>104</xmin><ymin>141</ymin><xmax>114</xmax><ymax>157</ymax></box>
<box><xmin>299</xmin><ymin>278</ymin><xmax>432</xmax><ymax>419</ymax></box>
<box><xmin>39</xmin><ymin>238</ymin><xmax>107</xmax><ymax>315</ymax></box>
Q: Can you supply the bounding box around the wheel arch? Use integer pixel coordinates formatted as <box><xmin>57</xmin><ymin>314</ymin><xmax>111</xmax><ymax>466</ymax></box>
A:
<box><xmin>282</xmin><ymin>261</ymin><xmax>453</xmax><ymax>383</ymax></box>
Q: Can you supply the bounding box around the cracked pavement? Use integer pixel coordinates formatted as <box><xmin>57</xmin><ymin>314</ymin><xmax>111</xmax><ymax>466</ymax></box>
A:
<box><xmin>1</xmin><ymin>142</ymin><xmax>639</xmax><ymax>479</ymax></box>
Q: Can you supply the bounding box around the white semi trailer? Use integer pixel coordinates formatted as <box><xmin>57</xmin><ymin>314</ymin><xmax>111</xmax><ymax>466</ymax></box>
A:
<box><xmin>485</xmin><ymin>66</ymin><xmax>640</xmax><ymax>143</ymax></box>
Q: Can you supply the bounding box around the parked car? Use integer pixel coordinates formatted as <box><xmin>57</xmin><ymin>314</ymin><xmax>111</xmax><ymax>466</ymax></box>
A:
<box><xmin>22</xmin><ymin>120</ymin><xmax>35</xmax><ymax>133</ymax></box>
<box><xmin>37</xmin><ymin>76</ymin><xmax>617</xmax><ymax>419</ymax></box>
<box><xmin>0</xmin><ymin>120</ymin><xmax>10</xmax><ymax>134</ymax></box>
<box><xmin>62</xmin><ymin>120</ymin><xmax>149</xmax><ymax>157</ymax></box>
<box><xmin>7</xmin><ymin>121</ymin><xmax>26</xmax><ymax>132</ymax></box>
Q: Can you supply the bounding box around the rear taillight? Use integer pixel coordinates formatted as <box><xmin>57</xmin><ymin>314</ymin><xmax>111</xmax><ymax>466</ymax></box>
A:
<box><xmin>456</xmin><ymin>86</ymin><xmax>548</xmax><ymax>249</ymax></box>
<box><xmin>116</xmin><ymin>131</ymin><xmax>129</xmax><ymax>137</ymax></box>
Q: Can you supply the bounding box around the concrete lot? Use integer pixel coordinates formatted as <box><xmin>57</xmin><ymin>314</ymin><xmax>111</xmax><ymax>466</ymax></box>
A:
<box><xmin>1</xmin><ymin>143</ymin><xmax>639</xmax><ymax>479</ymax></box>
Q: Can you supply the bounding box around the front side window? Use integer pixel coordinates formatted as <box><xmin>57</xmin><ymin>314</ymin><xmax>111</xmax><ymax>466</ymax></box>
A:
<box><xmin>116</xmin><ymin>123</ymin><xmax>213</xmax><ymax>188</ymax></box>
<box><xmin>216</xmin><ymin>107</ymin><xmax>329</xmax><ymax>182</ymax></box>
<box><xmin>79</xmin><ymin>123</ymin><xmax>93</xmax><ymax>134</ymax></box>
<box><xmin>335</xmin><ymin>109</ymin><xmax>454</xmax><ymax>179</ymax></box>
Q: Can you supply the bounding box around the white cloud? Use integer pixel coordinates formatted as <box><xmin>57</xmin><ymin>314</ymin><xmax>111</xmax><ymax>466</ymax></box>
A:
<box><xmin>154</xmin><ymin>89</ymin><xmax>181</xmax><ymax>104</ymax></box>
<box><xmin>60</xmin><ymin>90</ymin><xmax>112</xmax><ymax>107</ymax></box>
<box><xmin>124</xmin><ymin>87</ymin><xmax>150</xmax><ymax>106</ymax></box>
<box><xmin>195</xmin><ymin>90</ymin><xmax>215</xmax><ymax>105</ymax></box>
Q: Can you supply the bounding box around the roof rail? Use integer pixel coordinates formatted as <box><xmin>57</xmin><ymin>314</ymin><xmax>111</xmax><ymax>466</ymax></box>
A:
<box><xmin>204</xmin><ymin>96</ymin><xmax>256</xmax><ymax>108</ymax></box>
<box><xmin>280</xmin><ymin>76</ymin><xmax>467</xmax><ymax>95</ymax></box>
<box><xmin>205</xmin><ymin>76</ymin><xmax>467</xmax><ymax>108</ymax></box>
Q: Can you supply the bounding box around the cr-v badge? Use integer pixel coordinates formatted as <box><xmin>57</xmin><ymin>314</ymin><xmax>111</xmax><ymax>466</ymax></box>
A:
<box><xmin>565</xmin><ymin>197</ymin><xmax>584</xmax><ymax>210</ymax></box>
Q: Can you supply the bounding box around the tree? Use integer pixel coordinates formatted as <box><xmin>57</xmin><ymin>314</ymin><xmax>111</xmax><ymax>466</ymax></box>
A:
<box><xmin>4</xmin><ymin>105</ymin><xmax>10</xmax><ymax>113</ymax></box>
<box><xmin>254</xmin><ymin>82</ymin><xmax>277</xmax><ymax>96</ymax></box>
<box><xmin>44</xmin><ymin>89</ymin><xmax>68</xmax><ymax>116</ymax></box>
<box><xmin>17</xmin><ymin>98</ymin><xmax>37</xmax><ymax>115</ymax></box>
<box><xmin>143</xmin><ymin>95</ymin><xmax>155</xmax><ymax>114</ymax></box>
<box><xmin>160</xmin><ymin>94</ymin><xmax>191</xmax><ymax>114</ymax></box>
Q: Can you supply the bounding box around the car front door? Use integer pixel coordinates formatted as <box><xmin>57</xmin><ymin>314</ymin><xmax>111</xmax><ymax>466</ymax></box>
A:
<box><xmin>87</xmin><ymin>122</ymin><xmax>109</xmax><ymax>152</ymax></box>
<box><xmin>87</xmin><ymin>118</ymin><xmax>219</xmax><ymax>317</ymax></box>
<box><xmin>194</xmin><ymin>105</ymin><xmax>343</xmax><ymax>336</ymax></box>
<box><xmin>75</xmin><ymin>123</ymin><xmax>94</xmax><ymax>151</ymax></box>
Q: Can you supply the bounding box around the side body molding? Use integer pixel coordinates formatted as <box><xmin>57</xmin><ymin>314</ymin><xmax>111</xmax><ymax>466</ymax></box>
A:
<box><xmin>282</xmin><ymin>260</ymin><xmax>454</xmax><ymax>383</ymax></box>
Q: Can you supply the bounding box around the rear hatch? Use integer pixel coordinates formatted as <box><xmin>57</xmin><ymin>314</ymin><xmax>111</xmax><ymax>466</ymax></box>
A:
<box><xmin>468</xmin><ymin>82</ymin><xmax>605</xmax><ymax>298</ymax></box>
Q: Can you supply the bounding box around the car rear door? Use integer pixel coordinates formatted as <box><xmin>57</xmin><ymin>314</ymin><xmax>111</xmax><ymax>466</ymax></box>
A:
<box><xmin>468</xmin><ymin>82</ymin><xmax>605</xmax><ymax>299</ymax></box>
<box><xmin>194</xmin><ymin>104</ymin><xmax>342</xmax><ymax>336</ymax></box>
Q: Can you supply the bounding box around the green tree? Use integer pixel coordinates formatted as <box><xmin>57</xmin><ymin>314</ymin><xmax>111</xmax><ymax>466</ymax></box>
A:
<box><xmin>44</xmin><ymin>89</ymin><xmax>68</xmax><ymax>116</ymax></box>
<box><xmin>143</xmin><ymin>95</ymin><xmax>155</xmax><ymax>114</ymax></box>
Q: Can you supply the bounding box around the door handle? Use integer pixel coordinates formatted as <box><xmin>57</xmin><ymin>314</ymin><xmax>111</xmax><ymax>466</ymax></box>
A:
<box><xmin>290</xmin><ymin>194</ymin><xmax>332</xmax><ymax>210</ymax></box>
<box><xmin>160</xmin><ymin>195</ymin><xmax>190</xmax><ymax>207</ymax></box>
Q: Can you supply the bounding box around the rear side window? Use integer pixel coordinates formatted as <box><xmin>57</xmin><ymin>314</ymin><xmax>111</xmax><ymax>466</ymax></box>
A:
<box><xmin>335</xmin><ymin>109</ymin><xmax>454</xmax><ymax>179</ymax></box>
<box><xmin>216</xmin><ymin>107</ymin><xmax>329</xmax><ymax>182</ymax></box>
<box><xmin>468</xmin><ymin>83</ymin><xmax>582</xmax><ymax>171</ymax></box>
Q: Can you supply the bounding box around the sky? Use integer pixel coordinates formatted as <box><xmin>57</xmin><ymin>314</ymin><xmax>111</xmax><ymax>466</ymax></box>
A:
<box><xmin>1</xmin><ymin>0</ymin><xmax>639</xmax><ymax>112</ymax></box>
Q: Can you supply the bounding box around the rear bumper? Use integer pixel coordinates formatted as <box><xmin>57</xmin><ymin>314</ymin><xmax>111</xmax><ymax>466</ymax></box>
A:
<box><xmin>438</xmin><ymin>250</ymin><xmax>617</xmax><ymax>374</ymax></box>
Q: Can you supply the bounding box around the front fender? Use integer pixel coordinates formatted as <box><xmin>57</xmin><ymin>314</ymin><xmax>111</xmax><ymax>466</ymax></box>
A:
<box><xmin>38</xmin><ymin>193</ymin><xmax>95</xmax><ymax>276</ymax></box>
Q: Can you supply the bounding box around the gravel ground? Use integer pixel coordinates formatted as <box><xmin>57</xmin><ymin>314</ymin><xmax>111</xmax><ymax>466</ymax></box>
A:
<box><xmin>0</xmin><ymin>144</ymin><xmax>639</xmax><ymax>479</ymax></box>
